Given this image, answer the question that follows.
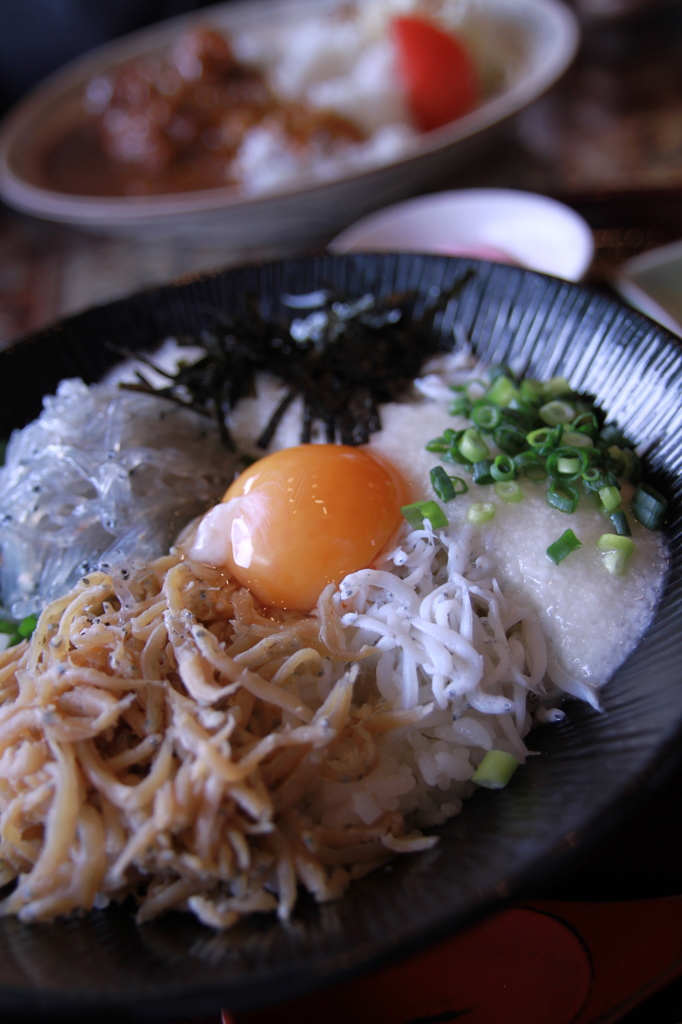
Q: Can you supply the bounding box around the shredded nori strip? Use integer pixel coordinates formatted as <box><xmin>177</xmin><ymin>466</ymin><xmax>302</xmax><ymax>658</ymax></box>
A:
<box><xmin>117</xmin><ymin>275</ymin><xmax>473</xmax><ymax>448</ymax></box>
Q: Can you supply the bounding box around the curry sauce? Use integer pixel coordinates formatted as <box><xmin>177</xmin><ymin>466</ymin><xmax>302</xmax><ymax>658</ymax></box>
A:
<box><xmin>43</xmin><ymin>28</ymin><xmax>366</xmax><ymax>197</ymax></box>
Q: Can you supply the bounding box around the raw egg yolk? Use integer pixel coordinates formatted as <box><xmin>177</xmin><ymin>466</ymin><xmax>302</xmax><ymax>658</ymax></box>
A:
<box><xmin>189</xmin><ymin>444</ymin><xmax>410</xmax><ymax>612</ymax></box>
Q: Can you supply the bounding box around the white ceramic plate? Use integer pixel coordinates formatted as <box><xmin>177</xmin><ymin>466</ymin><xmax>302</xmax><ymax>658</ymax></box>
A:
<box><xmin>329</xmin><ymin>188</ymin><xmax>595</xmax><ymax>281</ymax></box>
<box><xmin>613</xmin><ymin>239</ymin><xmax>682</xmax><ymax>337</ymax></box>
<box><xmin>0</xmin><ymin>0</ymin><xmax>579</xmax><ymax>248</ymax></box>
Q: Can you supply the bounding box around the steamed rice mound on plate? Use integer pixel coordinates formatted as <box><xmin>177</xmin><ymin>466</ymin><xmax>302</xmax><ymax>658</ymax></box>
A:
<box><xmin>44</xmin><ymin>0</ymin><xmax>496</xmax><ymax>200</ymax></box>
<box><xmin>0</xmin><ymin>340</ymin><xmax>667</xmax><ymax>928</ymax></box>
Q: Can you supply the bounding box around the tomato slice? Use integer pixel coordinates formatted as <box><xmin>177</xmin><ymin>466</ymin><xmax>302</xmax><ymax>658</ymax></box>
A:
<box><xmin>391</xmin><ymin>14</ymin><xmax>478</xmax><ymax>133</ymax></box>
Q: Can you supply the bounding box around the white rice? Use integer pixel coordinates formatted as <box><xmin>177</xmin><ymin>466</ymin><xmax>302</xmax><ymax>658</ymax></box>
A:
<box><xmin>227</xmin><ymin>0</ymin><xmax>500</xmax><ymax>194</ymax></box>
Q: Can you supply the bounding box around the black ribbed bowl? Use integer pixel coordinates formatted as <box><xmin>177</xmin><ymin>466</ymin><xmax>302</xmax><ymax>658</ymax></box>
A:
<box><xmin>0</xmin><ymin>253</ymin><xmax>680</xmax><ymax>1022</ymax></box>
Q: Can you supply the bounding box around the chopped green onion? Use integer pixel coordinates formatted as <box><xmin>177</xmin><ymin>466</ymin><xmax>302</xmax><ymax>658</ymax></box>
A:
<box><xmin>493</xmin><ymin>425</ymin><xmax>528</xmax><ymax>456</ymax></box>
<box><xmin>631</xmin><ymin>482</ymin><xmax>668</xmax><ymax>531</ymax></box>
<box><xmin>547</xmin><ymin>480</ymin><xmax>579</xmax><ymax>514</ymax></box>
<box><xmin>570</xmin><ymin>412</ymin><xmax>599</xmax><ymax>437</ymax></box>
<box><xmin>603</xmin><ymin>452</ymin><xmax>624</xmax><ymax>477</ymax></box>
<box><xmin>17</xmin><ymin>615</ymin><xmax>37</xmax><ymax>639</ymax></box>
<box><xmin>527</xmin><ymin>424</ymin><xmax>564</xmax><ymax>454</ymax></box>
<box><xmin>486</xmin><ymin>375</ymin><xmax>519</xmax><ymax>407</ymax></box>
<box><xmin>459</xmin><ymin>428</ymin><xmax>489</xmax><ymax>463</ymax></box>
<box><xmin>471</xmin><ymin>399</ymin><xmax>502</xmax><ymax>430</ymax></box>
<box><xmin>545</xmin><ymin>376</ymin><xmax>573</xmax><ymax>397</ymax></box>
<box><xmin>419</xmin><ymin>366</ymin><xmax>666</xmax><ymax>563</ymax></box>
<box><xmin>557</xmin><ymin>456</ymin><xmax>582</xmax><ymax>476</ymax></box>
<box><xmin>0</xmin><ymin>614</ymin><xmax>38</xmax><ymax>648</ymax></box>
<box><xmin>494</xmin><ymin>480</ymin><xmax>523</xmax><ymax>503</ymax></box>
<box><xmin>582</xmin><ymin>446</ymin><xmax>602</xmax><ymax>468</ymax></box>
<box><xmin>472</xmin><ymin>460</ymin><xmax>495</xmax><ymax>485</ymax></box>
<box><xmin>401</xmin><ymin>502</ymin><xmax>426</xmax><ymax>529</ymax></box>
<box><xmin>607</xmin><ymin>446</ymin><xmax>641</xmax><ymax>483</ymax></box>
<box><xmin>506</xmin><ymin>399</ymin><xmax>540</xmax><ymax>430</ymax></box>
<box><xmin>573</xmin><ymin>398</ymin><xmax>593</xmax><ymax>415</ymax></box>
<box><xmin>582</xmin><ymin>468</ymin><xmax>617</xmax><ymax>494</ymax></box>
<box><xmin>491</xmin><ymin>454</ymin><xmax>516</xmax><ymax>482</ymax></box>
<box><xmin>430</xmin><ymin>466</ymin><xmax>456</xmax><ymax>501</ymax></box>
<box><xmin>597</xmin><ymin>535</ymin><xmax>636</xmax><ymax>575</ymax></box>
<box><xmin>546</xmin><ymin>446</ymin><xmax>589</xmax><ymax>481</ymax></box>
<box><xmin>526</xmin><ymin>427</ymin><xmax>554</xmax><ymax>450</ymax></box>
<box><xmin>514</xmin><ymin>450</ymin><xmax>548</xmax><ymax>481</ymax></box>
<box><xmin>519</xmin><ymin>378</ymin><xmax>546</xmax><ymax>404</ymax></box>
<box><xmin>467</xmin><ymin>502</ymin><xmax>495</xmax><ymax>524</ymax></box>
<box><xmin>502</xmin><ymin>404</ymin><xmax>538</xmax><ymax>432</ymax></box>
<box><xmin>425</xmin><ymin>436</ymin><xmax>451</xmax><ymax>453</ymax></box>
<box><xmin>546</xmin><ymin>528</ymin><xmax>582</xmax><ymax>564</ymax></box>
<box><xmin>442</xmin><ymin>445</ymin><xmax>469</xmax><ymax>466</ymax></box>
<box><xmin>609</xmin><ymin>511</ymin><xmax>631</xmax><ymax>537</ymax></box>
<box><xmin>401</xmin><ymin>500</ymin><xmax>448</xmax><ymax>530</ymax></box>
<box><xmin>539</xmin><ymin>400</ymin><xmax>576</xmax><ymax>426</ymax></box>
<box><xmin>539</xmin><ymin>424</ymin><xmax>564</xmax><ymax>455</ymax></box>
<box><xmin>602</xmin><ymin>549</ymin><xmax>630</xmax><ymax>576</ymax></box>
<box><xmin>472</xmin><ymin>749</ymin><xmax>519</xmax><ymax>789</ymax></box>
<box><xmin>449</xmin><ymin>396</ymin><xmax>472</xmax><ymax>417</ymax></box>
<box><xmin>562</xmin><ymin>431</ymin><xmax>594</xmax><ymax>450</ymax></box>
<box><xmin>599</xmin><ymin>484</ymin><xmax>622</xmax><ymax>513</ymax></box>
<box><xmin>597</xmin><ymin>533</ymin><xmax>635</xmax><ymax>555</ymax></box>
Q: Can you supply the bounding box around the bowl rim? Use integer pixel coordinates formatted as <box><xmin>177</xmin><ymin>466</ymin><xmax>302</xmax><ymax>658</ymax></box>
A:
<box><xmin>0</xmin><ymin>0</ymin><xmax>579</xmax><ymax>226</ymax></box>
<box><xmin>328</xmin><ymin>187</ymin><xmax>596</xmax><ymax>280</ymax></box>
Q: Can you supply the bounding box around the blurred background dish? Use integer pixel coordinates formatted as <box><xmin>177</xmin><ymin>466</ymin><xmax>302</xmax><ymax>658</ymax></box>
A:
<box><xmin>613</xmin><ymin>239</ymin><xmax>682</xmax><ymax>337</ymax></box>
<box><xmin>0</xmin><ymin>0</ymin><xmax>578</xmax><ymax>248</ymax></box>
<box><xmin>328</xmin><ymin>188</ymin><xmax>595</xmax><ymax>280</ymax></box>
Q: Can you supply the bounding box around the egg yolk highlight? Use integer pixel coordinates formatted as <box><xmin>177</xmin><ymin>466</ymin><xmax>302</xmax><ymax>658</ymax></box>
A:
<box><xmin>189</xmin><ymin>444</ymin><xmax>410</xmax><ymax>612</ymax></box>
